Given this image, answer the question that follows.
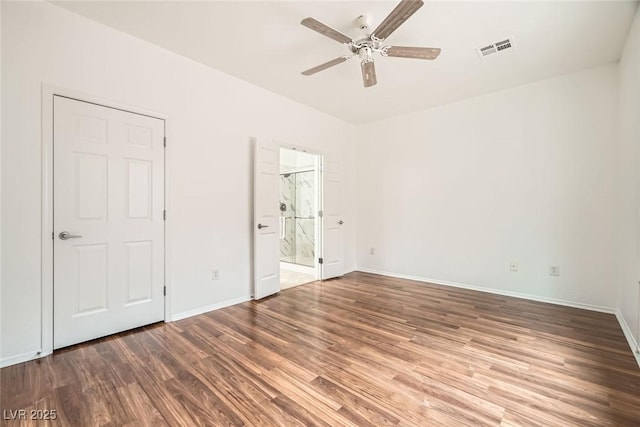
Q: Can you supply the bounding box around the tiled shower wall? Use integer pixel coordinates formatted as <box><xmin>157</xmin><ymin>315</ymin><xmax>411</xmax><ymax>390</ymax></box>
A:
<box><xmin>280</xmin><ymin>171</ymin><xmax>315</xmax><ymax>267</ymax></box>
<box><xmin>280</xmin><ymin>174</ymin><xmax>295</xmax><ymax>260</ymax></box>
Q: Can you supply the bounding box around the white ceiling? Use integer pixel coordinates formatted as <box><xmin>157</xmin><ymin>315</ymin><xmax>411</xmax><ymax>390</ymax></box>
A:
<box><xmin>54</xmin><ymin>1</ymin><xmax>638</xmax><ymax>124</ymax></box>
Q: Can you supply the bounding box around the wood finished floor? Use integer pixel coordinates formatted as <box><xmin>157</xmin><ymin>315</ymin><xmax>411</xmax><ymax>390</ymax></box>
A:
<box><xmin>2</xmin><ymin>271</ymin><xmax>640</xmax><ymax>426</ymax></box>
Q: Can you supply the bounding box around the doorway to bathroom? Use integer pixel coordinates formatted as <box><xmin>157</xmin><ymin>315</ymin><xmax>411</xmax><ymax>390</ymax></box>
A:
<box><xmin>279</xmin><ymin>147</ymin><xmax>320</xmax><ymax>289</ymax></box>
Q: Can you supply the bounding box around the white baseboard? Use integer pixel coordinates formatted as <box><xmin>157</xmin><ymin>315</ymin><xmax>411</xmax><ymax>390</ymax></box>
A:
<box><xmin>616</xmin><ymin>309</ymin><xmax>640</xmax><ymax>368</ymax></box>
<box><xmin>0</xmin><ymin>350</ymin><xmax>46</xmax><ymax>368</ymax></box>
<box><xmin>170</xmin><ymin>295</ymin><xmax>251</xmax><ymax>322</ymax></box>
<box><xmin>356</xmin><ymin>268</ymin><xmax>640</xmax><ymax>367</ymax></box>
<box><xmin>2</xmin><ymin>296</ymin><xmax>252</xmax><ymax>367</ymax></box>
<box><xmin>4</xmin><ymin>275</ymin><xmax>637</xmax><ymax>370</ymax></box>
<box><xmin>1</xmin><ymin>296</ymin><xmax>248</xmax><ymax>367</ymax></box>
<box><xmin>357</xmin><ymin>268</ymin><xmax>615</xmax><ymax>313</ymax></box>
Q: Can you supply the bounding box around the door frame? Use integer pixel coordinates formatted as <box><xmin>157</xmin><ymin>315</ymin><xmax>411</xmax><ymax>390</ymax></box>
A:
<box><xmin>40</xmin><ymin>85</ymin><xmax>171</xmax><ymax>358</ymax></box>
<box><xmin>276</xmin><ymin>142</ymin><xmax>324</xmax><ymax>282</ymax></box>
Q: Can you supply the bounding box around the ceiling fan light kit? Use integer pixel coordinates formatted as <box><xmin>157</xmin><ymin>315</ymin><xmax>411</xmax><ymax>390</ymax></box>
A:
<box><xmin>300</xmin><ymin>0</ymin><xmax>441</xmax><ymax>88</ymax></box>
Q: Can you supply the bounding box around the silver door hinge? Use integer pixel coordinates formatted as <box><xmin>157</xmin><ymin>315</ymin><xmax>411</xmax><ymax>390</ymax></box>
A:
<box><xmin>318</xmin><ymin>210</ymin><xmax>324</xmax><ymax>218</ymax></box>
<box><xmin>163</xmin><ymin>286</ymin><xmax>166</xmax><ymax>296</ymax></box>
<box><xmin>319</xmin><ymin>257</ymin><xmax>324</xmax><ymax>264</ymax></box>
<box><xmin>163</xmin><ymin>210</ymin><xmax>166</xmax><ymax>221</ymax></box>
<box><xmin>163</xmin><ymin>137</ymin><xmax>167</xmax><ymax>147</ymax></box>
<box><xmin>52</xmin><ymin>232</ymin><xmax>54</xmax><ymax>240</ymax></box>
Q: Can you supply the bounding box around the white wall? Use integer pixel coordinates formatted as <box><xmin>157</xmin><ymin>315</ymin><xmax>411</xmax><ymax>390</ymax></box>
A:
<box><xmin>356</xmin><ymin>64</ymin><xmax>620</xmax><ymax>310</ymax></box>
<box><xmin>617</xmin><ymin>5</ymin><xmax>640</xmax><ymax>349</ymax></box>
<box><xmin>0</xmin><ymin>2</ymin><xmax>357</xmax><ymax>365</ymax></box>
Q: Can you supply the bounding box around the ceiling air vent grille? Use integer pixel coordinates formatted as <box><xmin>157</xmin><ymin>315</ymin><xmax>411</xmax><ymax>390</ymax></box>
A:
<box><xmin>477</xmin><ymin>36</ymin><xmax>516</xmax><ymax>59</ymax></box>
<box><xmin>479</xmin><ymin>45</ymin><xmax>497</xmax><ymax>57</ymax></box>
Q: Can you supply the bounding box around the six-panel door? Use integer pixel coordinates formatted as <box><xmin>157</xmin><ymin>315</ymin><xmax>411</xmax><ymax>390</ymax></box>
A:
<box><xmin>53</xmin><ymin>96</ymin><xmax>165</xmax><ymax>349</ymax></box>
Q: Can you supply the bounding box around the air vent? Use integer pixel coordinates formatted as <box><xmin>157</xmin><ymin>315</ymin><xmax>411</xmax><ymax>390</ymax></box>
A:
<box><xmin>476</xmin><ymin>36</ymin><xmax>516</xmax><ymax>59</ymax></box>
<box><xmin>479</xmin><ymin>45</ymin><xmax>497</xmax><ymax>56</ymax></box>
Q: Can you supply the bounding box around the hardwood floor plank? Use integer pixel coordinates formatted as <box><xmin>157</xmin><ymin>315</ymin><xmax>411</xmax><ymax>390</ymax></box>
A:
<box><xmin>392</xmin><ymin>371</ymin><xmax>505</xmax><ymax>426</ymax></box>
<box><xmin>270</xmin><ymin>394</ymin><xmax>334</xmax><ymax>427</ymax></box>
<box><xmin>2</xmin><ymin>271</ymin><xmax>639</xmax><ymax>426</ymax></box>
<box><xmin>319</xmin><ymin>362</ymin><xmax>454</xmax><ymax>426</ymax></box>
<box><xmin>260</xmin><ymin>368</ymin><xmax>345</xmax><ymax>423</ymax></box>
<box><xmin>130</xmin><ymin>374</ymin><xmax>199</xmax><ymax>426</ymax></box>
<box><xmin>117</xmin><ymin>382</ymin><xmax>167</xmax><ymax>426</ymax></box>
<box><xmin>190</xmin><ymin>355</ymin><xmax>279</xmax><ymax>425</ymax></box>
<box><xmin>311</xmin><ymin>375</ymin><xmax>400</xmax><ymax>426</ymax></box>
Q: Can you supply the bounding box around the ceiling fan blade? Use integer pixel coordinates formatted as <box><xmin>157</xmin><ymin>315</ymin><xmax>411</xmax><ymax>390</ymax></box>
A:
<box><xmin>383</xmin><ymin>46</ymin><xmax>441</xmax><ymax>60</ymax></box>
<box><xmin>302</xmin><ymin>56</ymin><xmax>349</xmax><ymax>76</ymax></box>
<box><xmin>372</xmin><ymin>0</ymin><xmax>424</xmax><ymax>41</ymax></box>
<box><xmin>301</xmin><ymin>17</ymin><xmax>353</xmax><ymax>44</ymax></box>
<box><xmin>361</xmin><ymin>61</ymin><xmax>377</xmax><ymax>88</ymax></box>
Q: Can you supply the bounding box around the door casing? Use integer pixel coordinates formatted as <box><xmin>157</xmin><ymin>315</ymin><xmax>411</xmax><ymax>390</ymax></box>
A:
<box><xmin>40</xmin><ymin>85</ymin><xmax>171</xmax><ymax>358</ymax></box>
<box><xmin>254</xmin><ymin>140</ymin><xmax>333</xmax><ymax>299</ymax></box>
<box><xmin>276</xmin><ymin>141</ymin><xmax>344</xmax><ymax>281</ymax></box>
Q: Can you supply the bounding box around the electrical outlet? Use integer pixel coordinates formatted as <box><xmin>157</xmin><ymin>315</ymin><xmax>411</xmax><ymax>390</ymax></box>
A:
<box><xmin>212</xmin><ymin>270</ymin><xmax>220</xmax><ymax>280</ymax></box>
<box><xmin>370</xmin><ymin>247</ymin><xmax>375</xmax><ymax>255</ymax></box>
<box><xmin>549</xmin><ymin>265</ymin><xmax>559</xmax><ymax>276</ymax></box>
<box><xmin>509</xmin><ymin>262</ymin><xmax>519</xmax><ymax>272</ymax></box>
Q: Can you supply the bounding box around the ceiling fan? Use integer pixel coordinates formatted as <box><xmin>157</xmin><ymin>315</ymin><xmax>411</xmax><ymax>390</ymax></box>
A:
<box><xmin>300</xmin><ymin>0</ymin><xmax>441</xmax><ymax>88</ymax></box>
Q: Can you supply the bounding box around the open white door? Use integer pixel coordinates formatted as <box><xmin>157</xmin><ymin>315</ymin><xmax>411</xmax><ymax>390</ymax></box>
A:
<box><xmin>254</xmin><ymin>139</ymin><xmax>280</xmax><ymax>299</ymax></box>
<box><xmin>321</xmin><ymin>156</ymin><xmax>344</xmax><ymax>279</ymax></box>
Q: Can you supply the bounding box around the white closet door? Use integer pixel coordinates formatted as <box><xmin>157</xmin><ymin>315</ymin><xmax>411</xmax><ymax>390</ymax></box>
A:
<box><xmin>53</xmin><ymin>96</ymin><xmax>165</xmax><ymax>349</ymax></box>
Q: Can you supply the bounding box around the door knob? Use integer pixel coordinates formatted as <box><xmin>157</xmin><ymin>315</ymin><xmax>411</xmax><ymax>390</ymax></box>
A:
<box><xmin>338</xmin><ymin>220</ymin><xmax>344</xmax><ymax>225</ymax></box>
<box><xmin>59</xmin><ymin>231</ymin><xmax>83</xmax><ymax>240</ymax></box>
<box><xmin>257</xmin><ymin>224</ymin><xmax>269</xmax><ymax>229</ymax></box>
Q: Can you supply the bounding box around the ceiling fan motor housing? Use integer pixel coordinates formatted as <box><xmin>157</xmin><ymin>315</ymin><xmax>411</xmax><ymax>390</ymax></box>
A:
<box><xmin>359</xmin><ymin>46</ymin><xmax>373</xmax><ymax>61</ymax></box>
